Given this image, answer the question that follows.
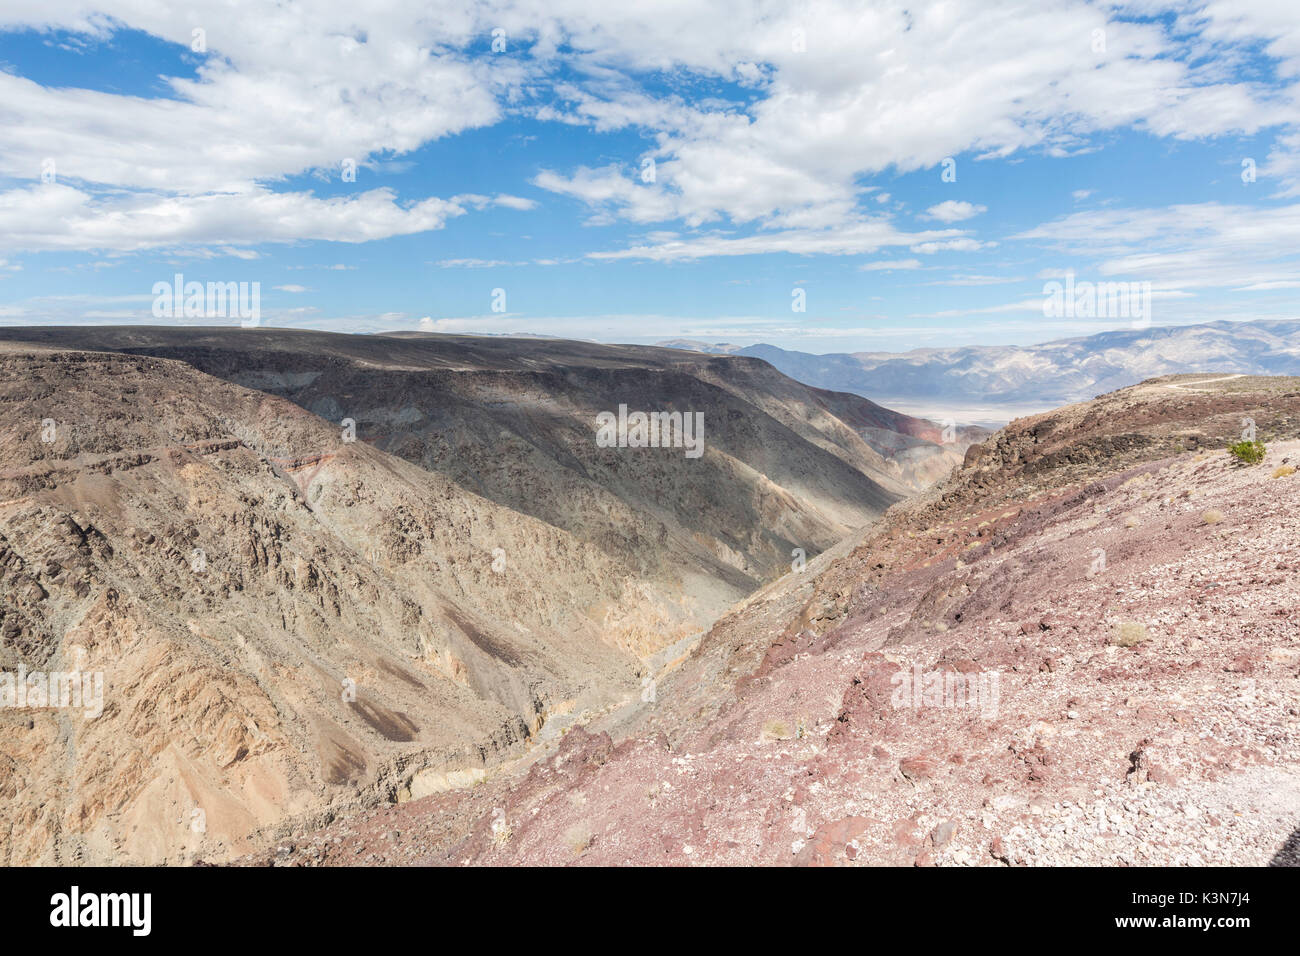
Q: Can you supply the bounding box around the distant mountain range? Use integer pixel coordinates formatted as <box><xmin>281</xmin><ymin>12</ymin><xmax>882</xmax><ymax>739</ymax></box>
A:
<box><xmin>658</xmin><ymin>318</ymin><xmax>1300</xmax><ymax>425</ymax></box>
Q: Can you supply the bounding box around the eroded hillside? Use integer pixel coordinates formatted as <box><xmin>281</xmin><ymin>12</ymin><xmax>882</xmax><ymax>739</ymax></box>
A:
<box><xmin>238</xmin><ymin>375</ymin><xmax>1300</xmax><ymax>866</ymax></box>
<box><xmin>0</xmin><ymin>330</ymin><xmax>955</xmax><ymax>864</ymax></box>
<box><xmin>0</xmin><ymin>328</ymin><xmax>975</xmax><ymax>655</ymax></box>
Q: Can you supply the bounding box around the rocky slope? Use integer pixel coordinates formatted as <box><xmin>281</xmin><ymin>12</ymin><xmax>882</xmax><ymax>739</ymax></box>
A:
<box><xmin>0</xmin><ymin>328</ymin><xmax>952</xmax><ymax>864</ymax></box>
<box><xmin>0</xmin><ymin>327</ymin><xmax>979</xmax><ymax>508</ymax></box>
<box><xmin>238</xmin><ymin>374</ymin><xmax>1300</xmax><ymax>866</ymax></box>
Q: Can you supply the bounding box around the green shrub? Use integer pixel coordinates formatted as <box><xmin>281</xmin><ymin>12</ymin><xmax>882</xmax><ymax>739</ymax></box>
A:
<box><xmin>1228</xmin><ymin>439</ymin><xmax>1266</xmax><ymax>465</ymax></box>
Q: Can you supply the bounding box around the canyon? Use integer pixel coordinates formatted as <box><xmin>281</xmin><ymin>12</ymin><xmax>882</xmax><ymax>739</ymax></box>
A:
<box><xmin>0</xmin><ymin>327</ymin><xmax>972</xmax><ymax>864</ymax></box>
<box><xmin>1</xmin><ymin>327</ymin><xmax>1295</xmax><ymax>867</ymax></box>
<box><xmin>234</xmin><ymin>371</ymin><xmax>1300</xmax><ymax>867</ymax></box>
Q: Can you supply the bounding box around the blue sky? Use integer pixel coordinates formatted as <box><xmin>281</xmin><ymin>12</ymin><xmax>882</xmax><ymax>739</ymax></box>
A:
<box><xmin>1</xmin><ymin>1</ymin><xmax>1298</xmax><ymax>353</ymax></box>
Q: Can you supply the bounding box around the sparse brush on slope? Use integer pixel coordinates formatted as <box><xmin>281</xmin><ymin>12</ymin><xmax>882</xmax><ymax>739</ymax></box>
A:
<box><xmin>1228</xmin><ymin>439</ymin><xmax>1266</xmax><ymax>464</ymax></box>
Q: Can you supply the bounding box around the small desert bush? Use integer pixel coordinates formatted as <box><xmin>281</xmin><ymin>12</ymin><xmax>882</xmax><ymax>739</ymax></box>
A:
<box><xmin>761</xmin><ymin>719</ymin><xmax>793</xmax><ymax>741</ymax></box>
<box><xmin>562</xmin><ymin>822</ymin><xmax>593</xmax><ymax>854</ymax></box>
<box><xmin>1273</xmin><ymin>465</ymin><xmax>1296</xmax><ymax>479</ymax></box>
<box><xmin>1111</xmin><ymin>622</ymin><xmax>1150</xmax><ymax>647</ymax></box>
<box><xmin>1201</xmin><ymin>509</ymin><xmax>1224</xmax><ymax>525</ymax></box>
<box><xmin>1228</xmin><ymin>439</ymin><xmax>1266</xmax><ymax>465</ymax></box>
<box><xmin>1123</xmin><ymin>515</ymin><xmax>1140</xmax><ymax>529</ymax></box>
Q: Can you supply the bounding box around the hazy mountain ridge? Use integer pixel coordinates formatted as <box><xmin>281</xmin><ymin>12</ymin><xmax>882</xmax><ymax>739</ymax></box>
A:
<box><xmin>659</xmin><ymin>319</ymin><xmax>1300</xmax><ymax>417</ymax></box>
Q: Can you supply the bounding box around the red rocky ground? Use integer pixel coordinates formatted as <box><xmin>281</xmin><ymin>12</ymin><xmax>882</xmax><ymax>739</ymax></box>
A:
<box><xmin>241</xmin><ymin>375</ymin><xmax>1300</xmax><ymax>867</ymax></box>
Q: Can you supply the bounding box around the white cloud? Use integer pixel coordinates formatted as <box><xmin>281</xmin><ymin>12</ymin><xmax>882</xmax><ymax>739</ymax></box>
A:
<box><xmin>491</xmin><ymin>194</ymin><xmax>540</xmax><ymax>211</ymax></box>
<box><xmin>910</xmin><ymin>238</ymin><xmax>994</xmax><ymax>254</ymax></box>
<box><xmin>0</xmin><ymin>3</ymin><xmax>521</xmax><ymax>252</ymax></box>
<box><xmin>0</xmin><ymin>17</ymin><xmax>505</xmax><ymax>195</ymax></box>
<box><xmin>0</xmin><ymin>184</ymin><xmax>468</xmax><ymax>252</ymax></box>
<box><xmin>533</xmin><ymin>165</ymin><xmax>680</xmax><ymax>223</ymax></box>
<box><xmin>922</xmin><ymin>201</ymin><xmax>987</xmax><ymax>223</ymax></box>
<box><xmin>1014</xmin><ymin>201</ymin><xmax>1300</xmax><ymax>291</ymax></box>
<box><xmin>0</xmin><ymin>0</ymin><xmax>1298</xmax><ymax>257</ymax></box>
<box><xmin>274</xmin><ymin>284</ymin><xmax>309</xmax><ymax>292</ymax></box>
<box><xmin>527</xmin><ymin>1</ymin><xmax>1298</xmax><ymax>233</ymax></box>
<box><xmin>928</xmin><ymin>273</ymin><xmax>1026</xmax><ymax>286</ymax></box>
<box><xmin>434</xmin><ymin>258</ymin><xmax>514</xmax><ymax>268</ymax></box>
<box><xmin>860</xmin><ymin>258</ymin><xmax>923</xmax><ymax>271</ymax></box>
<box><xmin>589</xmin><ymin>219</ymin><xmax>962</xmax><ymax>261</ymax></box>
<box><xmin>911</xmin><ymin>298</ymin><xmax>1049</xmax><ymax>318</ymax></box>
<box><xmin>451</xmin><ymin>193</ymin><xmax>539</xmax><ymax>211</ymax></box>
<box><xmin>1262</xmin><ymin>130</ymin><xmax>1300</xmax><ymax>197</ymax></box>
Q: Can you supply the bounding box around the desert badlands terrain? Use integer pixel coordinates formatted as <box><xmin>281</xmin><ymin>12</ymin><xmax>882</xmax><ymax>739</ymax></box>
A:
<box><xmin>0</xmin><ymin>329</ymin><xmax>1295</xmax><ymax>867</ymax></box>
<box><xmin>234</xmin><ymin>372</ymin><xmax>1300</xmax><ymax>867</ymax></box>
<box><xmin>0</xmin><ymin>327</ymin><xmax>974</xmax><ymax>864</ymax></box>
